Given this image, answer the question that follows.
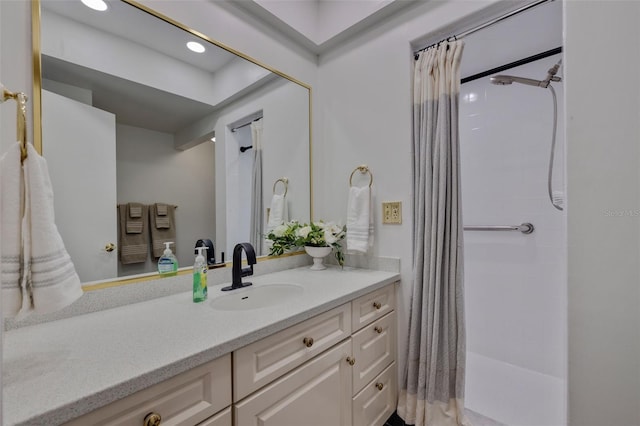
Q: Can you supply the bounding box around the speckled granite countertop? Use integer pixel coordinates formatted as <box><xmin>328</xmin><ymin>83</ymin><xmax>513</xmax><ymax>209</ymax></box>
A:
<box><xmin>3</xmin><ymin>265</ymin><xmax>399</xmax><ymax>426</ymax></box>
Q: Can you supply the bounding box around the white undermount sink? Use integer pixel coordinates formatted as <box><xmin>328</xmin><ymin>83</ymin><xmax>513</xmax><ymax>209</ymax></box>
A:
<box><xmin>210</xmin><ymin>283</ymin><xmax>303</xmax><ymax>311</ymax></box>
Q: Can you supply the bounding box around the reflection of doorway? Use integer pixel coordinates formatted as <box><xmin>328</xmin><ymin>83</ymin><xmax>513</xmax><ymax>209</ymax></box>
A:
<box><xmin>42</xmin><ymin>90</ymin><xmax>118</xmax><ymax>283</ymax></box>
<box><xmin>225</xmin><ymin>112</ymin><xmax>263</xmax><ymax>256</ymax></box>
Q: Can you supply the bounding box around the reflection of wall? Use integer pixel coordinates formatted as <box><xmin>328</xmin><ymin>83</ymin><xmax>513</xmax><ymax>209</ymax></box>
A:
<box><xmin>116</xmin><ymin>124</ymin><xmax>215</xmax><ymax>275</ymax></box>
<box><xmin>216</xmin><ymin>79</ymin><xmax>310</xmax><ymax>256</ymax></box>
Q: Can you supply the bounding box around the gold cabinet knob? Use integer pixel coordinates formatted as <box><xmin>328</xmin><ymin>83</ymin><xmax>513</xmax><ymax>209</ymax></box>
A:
<box><xmin>373</xmin><ymin>301</ymin><xmax>382</xmax><ymax>310</ymax></box>
<box><xmin>374</xmin><ymin>326</ymin><xmax>383</xmax><ymax>334</ymax></box>
<box><xmin>303</xmin><ymin>337</ymin><xmax>314</xmax><ymax>348</ymax></box>
<box><xmin>346</xmin><ymin>356</ymin><xmax>356</xmax><ymax>366</ymax></box>
<box><xmin>105</xmin><ymin>243</ymin><xmax>116</xmax><ymax>252</ymax></box>
<box><xmin>143</xmin><ymin>412</ymin><xmax>162</xmax><ymax>426</ymax></box>
<box><xmin>375</xmin><ymin>382</ymin><xmax>384</xmax><ymax>391</ymax></box>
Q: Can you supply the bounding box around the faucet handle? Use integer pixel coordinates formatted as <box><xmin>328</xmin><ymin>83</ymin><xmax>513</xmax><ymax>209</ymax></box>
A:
<box><xmin>241</xmin><ymin>265</ymin><xmax>254</xmax><ymax>277</ymax></box>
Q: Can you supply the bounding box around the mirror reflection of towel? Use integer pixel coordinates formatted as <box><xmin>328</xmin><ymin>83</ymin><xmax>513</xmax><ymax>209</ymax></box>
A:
<box><xmin>266</xmin><ymin>194</ymin><xmax>288</xmax><ymax>232</ymax></box>
<box><xmin>125</xmin><ymin>203</ymin><xmax>144</xmax><ymax>234</ymax></box>
<box><xmin>150</xmin><ymin>203</ymin><xmax>176</xmax><ymax>258</ymax></box>
<box><xmin>118</xmin><ymin>204</ymin><xmax>149</xmax><ymax>264</ymax></box>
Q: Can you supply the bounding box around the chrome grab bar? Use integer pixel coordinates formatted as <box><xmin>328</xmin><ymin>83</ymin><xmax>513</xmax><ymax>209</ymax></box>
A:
<box><xmin>464</xmin><ymin>222</ymin><xmax>534</xmax><ymax>234</ymax></box>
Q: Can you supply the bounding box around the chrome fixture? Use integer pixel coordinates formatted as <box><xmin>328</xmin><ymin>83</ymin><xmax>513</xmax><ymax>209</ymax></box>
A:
<box><xmin>464</xmin><ymin>223</ymin><xmax>535</xmax><ymax>234</ymax></box>
<box><xmin>490</xmin><ymin>59</ymin><xmax>564</xmax><ymax>211</ymax></box>
<box><xmin>222</xmin><ymin>242</ymin><xmax>256</xmax><ymax>291</ymax></box>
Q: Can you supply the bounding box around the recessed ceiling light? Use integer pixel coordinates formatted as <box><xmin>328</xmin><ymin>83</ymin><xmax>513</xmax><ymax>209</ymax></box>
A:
<box><xmin>211</xmin><ymin>137</ymin><xmax>216</xmax><ymax>143</ymax></box>
<box><xmin>81</xmin><ymin>0</ymin><xmax>108</xmax><ymax>11</ymax></box>
<box><xmin>187</xmin><ymin>41</ymin><xmax>205</xmax><ymax>53</ymax></box>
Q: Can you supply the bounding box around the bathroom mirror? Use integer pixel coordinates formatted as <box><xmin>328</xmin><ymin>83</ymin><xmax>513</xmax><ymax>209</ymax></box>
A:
<box><xmin>32</xmin><ymin>0</ymin><xmax>311</xmax><ymax>286</ymax></box>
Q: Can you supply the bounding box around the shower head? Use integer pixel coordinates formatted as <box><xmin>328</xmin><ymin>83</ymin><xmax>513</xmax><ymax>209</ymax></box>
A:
<box><xmin>490</xmin><ymin>74</ymin><xmax>547</xmax><ymax>88</ymax></box>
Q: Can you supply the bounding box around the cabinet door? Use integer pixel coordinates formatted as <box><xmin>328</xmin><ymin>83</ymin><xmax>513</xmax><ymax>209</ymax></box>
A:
<box><xmin>353</xmin><ymin>362</ymin><xmax>397</xmax><ymax>426</ymax></box>
<box><xmin>235</xmin><ymin>340</ymin><xmax>353</xmax><ymax>426</ymax></box>
<box><xmin>352</xmin><ymin>311</ymin><xmax>396</xmax><ymax>394</ymax></box>
<box><xmin>197</xmin><ymin>407</ymin><xmax>231</xmax><ymax>426</ymax></box>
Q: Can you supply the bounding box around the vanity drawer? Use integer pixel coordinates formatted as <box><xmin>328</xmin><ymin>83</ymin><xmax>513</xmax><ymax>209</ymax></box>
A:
<box><xmin>351</xmin><ymin>283</ymin><xmax>396</xmax><ymax>332</ymax></box>
<box><xmin>64</xmin><ymin>354</ymin><xmax>231</xmax><ymax>426</ymax></box>
<box><xmin>352</xmin><ymin>311</ymin><xmax>396</xmax><ymax>394</ymax></box>
<box><xmin>233</xmin><ymin>302</ymin><xmax>351</xmax><ymax>401</ymax></box>
<box><xmin>352</xmin><ymin>362</ymin><xmax>397</xmax><ymax>426</ymax></box>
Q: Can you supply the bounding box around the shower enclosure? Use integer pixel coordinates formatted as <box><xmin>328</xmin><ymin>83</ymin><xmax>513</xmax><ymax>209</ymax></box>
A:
<box><xmin>459</xmin><ymin>52</ymin><xmax>566</xmax><ymax>425</ymax></box>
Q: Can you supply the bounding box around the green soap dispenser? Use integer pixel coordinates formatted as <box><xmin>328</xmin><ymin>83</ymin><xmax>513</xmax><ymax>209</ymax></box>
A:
<box><xmin>193</xmin><ymin>246</ymin><xmax>208</xmax><ymax>303</ymax></box>
<box><xmin>158</xmin><ymin>242</ymin><xmax>178</xmax><ymax>276</ymax></box>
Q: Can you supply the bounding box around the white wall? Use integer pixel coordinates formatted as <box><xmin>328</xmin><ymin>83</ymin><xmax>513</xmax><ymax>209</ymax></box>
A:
<box><xmin>565</xmin><ymin>1</ymin><xmax>640</xmax><ymax>425</ymax></box>
<box><xmin>116</xmin><ymin>124</ymin><xmax>215</xmax><ymax>274</ymax></box>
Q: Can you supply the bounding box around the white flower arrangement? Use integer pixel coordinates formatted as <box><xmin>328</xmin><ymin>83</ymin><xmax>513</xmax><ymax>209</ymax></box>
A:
<box><xmin>266</xmin><ymin>220</ymin><xmax>346</xmax><ymax>266</ymax></box>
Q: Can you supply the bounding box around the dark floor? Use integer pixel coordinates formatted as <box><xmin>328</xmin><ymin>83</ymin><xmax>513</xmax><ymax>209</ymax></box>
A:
<box><xmin>385</xmin><ymin>409</ymin><xmax>505</xmax><ymax>426</ymax></box>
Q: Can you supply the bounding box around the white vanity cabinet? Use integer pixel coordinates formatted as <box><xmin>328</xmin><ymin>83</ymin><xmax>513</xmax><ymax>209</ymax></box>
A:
<box><xmin>233</xmin><ymin>282</ymin><xmax>397</xmax><ymax>426</ymax></box>
<box><xmin>64</xmin><ymin>354</ymin><xmax>232</xmax><ymax>426</ymax></box>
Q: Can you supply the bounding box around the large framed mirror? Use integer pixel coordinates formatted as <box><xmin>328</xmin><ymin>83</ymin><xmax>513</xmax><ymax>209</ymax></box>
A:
<box><xmin>32</xmin><ymin>0</ymin><xmax>311</xmax><ymax>287</ymax></box>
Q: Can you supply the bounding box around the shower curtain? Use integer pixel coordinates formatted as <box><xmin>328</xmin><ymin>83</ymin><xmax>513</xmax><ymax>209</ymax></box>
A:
<box><xmin>397</xmin><ymin>40</ymin><xmax>468</xmax><ymax>426</ymax></box>
<box><xmin>249</xmin><ymin>120</ymin><xmax>263</xmax><ymax>255</ymax></box>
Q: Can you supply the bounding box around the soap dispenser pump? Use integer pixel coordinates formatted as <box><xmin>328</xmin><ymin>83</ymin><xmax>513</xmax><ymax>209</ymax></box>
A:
<box><xmin>193</xmin><ymin>246</ymin><xmax>208</xmax><ymax>303</ymax></box>
<box><xmin>158</xmin><ymin>242</ymin><xmax>178</xmax><ymax>276</ymax></box>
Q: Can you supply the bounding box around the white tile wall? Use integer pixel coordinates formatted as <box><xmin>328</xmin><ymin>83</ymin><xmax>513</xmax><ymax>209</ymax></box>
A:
<box><xmin>460</xmin><ymin>55</ymin><xmax>566</xmax><ymax>425</ymax></box>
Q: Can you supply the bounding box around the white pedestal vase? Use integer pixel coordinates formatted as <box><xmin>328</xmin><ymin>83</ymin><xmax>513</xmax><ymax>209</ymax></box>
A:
<box><xmin>304</xmin><ymin>246</ymin><xmax>332</xmax><ymax>270</ymax></box>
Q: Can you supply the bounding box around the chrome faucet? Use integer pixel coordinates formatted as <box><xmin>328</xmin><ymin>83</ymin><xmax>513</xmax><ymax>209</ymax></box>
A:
<box><xmin>222</xmin><ymin>242</ymin><xmax>256</xmax><ymax>291</ymax></box>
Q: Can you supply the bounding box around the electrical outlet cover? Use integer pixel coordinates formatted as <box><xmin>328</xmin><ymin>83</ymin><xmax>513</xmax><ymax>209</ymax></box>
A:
<box><xmin>382</xmin><ymin>202</ymin><xmax>402</xmax><ymax>224</ymax></box>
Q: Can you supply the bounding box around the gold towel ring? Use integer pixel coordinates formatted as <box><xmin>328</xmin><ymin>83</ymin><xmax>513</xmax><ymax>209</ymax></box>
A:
<box><xmin>2</xmin><ymin>86</ymin><xmax>28</xmax><ymax>163</ymax></box>
<box><xmin>273</xmin><ymin>177</ymin><xmax>288</xmax><ymax>197</ymax></box>
<box><xmin>349</xmin><ymin>165</ymin><xmax>373</xmax><ymax>188</ymax></box>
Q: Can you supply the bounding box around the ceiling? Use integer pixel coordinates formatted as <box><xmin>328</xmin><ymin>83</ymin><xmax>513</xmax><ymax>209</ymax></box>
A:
<box><xmin>222</xmin><ymin>0</ymin><xmax>420</xmax><ymax>54</ymax></box>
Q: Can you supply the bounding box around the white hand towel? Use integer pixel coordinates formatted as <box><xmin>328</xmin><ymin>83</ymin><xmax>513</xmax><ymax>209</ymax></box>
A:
<box><xmin>266</xmin><ymin>194</ymin><xmax>288</xmax><ymax>231</ymax></box>
<box><xmin>1</xmin><ymin>142</ymin><xmax>25</xmax><ymax>316</ymax></box>
<box><xmin>1</xmin><ymin>143</ymin><xmax>83</xmax><ymax>317</ymax></box>
<box><xmin>346</xmin><ymin>186</ymin><xmax>374</xmax><ymax>254</ymax></box>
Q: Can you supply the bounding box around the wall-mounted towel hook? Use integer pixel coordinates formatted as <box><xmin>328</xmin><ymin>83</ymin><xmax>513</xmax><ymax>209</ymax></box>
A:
<box><xmin>1</xmin><ymin>83</ymin><xmax>28</xmax><ymax>163</ymax></box>
<box><xmin>273</xmin><ymin>177</ymin><xmax>288</xmax><ymax>196</ymax></box>
<box><xmin>349</xmin><ymin>165</ymin><xmax>373</xmax><ymax>188</ymax></box>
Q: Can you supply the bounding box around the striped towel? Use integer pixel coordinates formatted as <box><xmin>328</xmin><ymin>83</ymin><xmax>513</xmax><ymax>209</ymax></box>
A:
<box><xmin>118</xmin><ymin>204</ymin><xmax>149</xmax><ymax>264</ymax></box>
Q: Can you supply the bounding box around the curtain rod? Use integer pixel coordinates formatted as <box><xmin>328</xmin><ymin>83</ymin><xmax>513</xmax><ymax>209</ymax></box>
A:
<box><xmin>231</xmin><ymin>116</ymin><xmax>262</xmax><ymax>133</ymax></box>
<box><xmin>414</xmin><ymin>0</ymin><xmax>553</xmax><ymax>57</ymax></box>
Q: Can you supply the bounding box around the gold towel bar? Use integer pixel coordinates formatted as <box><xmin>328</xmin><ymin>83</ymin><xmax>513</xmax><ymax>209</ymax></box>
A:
<box><xmin>1</xmin><ymin>84</ymin><xmax>28</xmax><ymax>163</ymax></box>
<box><xmin>349</xmin><ymin>165</ymin><xmax>373</xmax><ymax>188</ymax></box>
<box><xmin>273</xmin><ymin>177</ymin><xmax>288</xmax><ymax>196</ymax></box>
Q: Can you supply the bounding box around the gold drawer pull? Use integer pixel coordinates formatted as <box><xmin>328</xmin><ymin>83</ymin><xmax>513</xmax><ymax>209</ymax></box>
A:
<box><xmin>303</xmin><ymin>337</ymin><xmax>314</xmax><ymax>347</ymax></box>
<box><xmin>375</xmin><ymin>382</ymin><xmax>384</xmax><ymax>391</ymax></box>
<box><xmin>373</xmin><ymin>301</ymin><xmax>382</xmax><ymax>310</ymax></box>
<box><xmin>105</xmin><ymin>243</ymin><xmax>115</xmax><ymax>252</ymax></box>
<box><xmin>374</xmin><ymin>326</ymin><xmax>383</xmax><ymax>334</ymax></box>
<box><xmin>346</xmin><ymin>356</ymin><xmax>356</xmax><ymax>366</ymax></box>
<box><xmin>144</xmin><ymin>412</ymin><xmax>162</xmax><ymax>426</ymax></box>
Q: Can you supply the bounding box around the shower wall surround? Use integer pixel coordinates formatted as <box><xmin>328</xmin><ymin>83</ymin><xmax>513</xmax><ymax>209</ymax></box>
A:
<box><xmin>460</xmin><ymin>55</ymin><xmax>565</xmax><ymax>425</ymax></box>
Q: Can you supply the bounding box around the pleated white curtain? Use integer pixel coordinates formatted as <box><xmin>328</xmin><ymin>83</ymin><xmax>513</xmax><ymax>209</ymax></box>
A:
<box><xmin>249</xmin><ymin>120</ymin><xmax>263</xmax><ymax>255</ymax></box>
<box><xmin>397</xmin><ymin>40</ymin><xmax>469</xmax><ymax>426</ymax></box>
